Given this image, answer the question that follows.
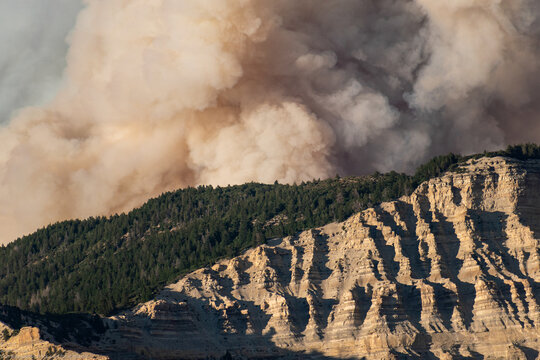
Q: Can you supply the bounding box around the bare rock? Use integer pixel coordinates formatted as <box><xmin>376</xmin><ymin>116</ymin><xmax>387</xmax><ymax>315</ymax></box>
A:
<box><xmin>0</xmin><ymin>326</ymin><xmax>108</xmax><ymax>359</ymax></box>
<box><xmin>97</xmin><ymin>157</ymin><xmax>540</xmax><ymax>359</ymax></box>
<box><xmin>6</xmin><ymin>157</ymin><xmax>540</xmax><ymax>359</ymax></box>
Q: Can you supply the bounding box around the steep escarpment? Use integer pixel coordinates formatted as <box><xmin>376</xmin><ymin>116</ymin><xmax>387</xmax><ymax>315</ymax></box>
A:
<box><xmin>90</xmin><ymin>157</ymin><xmax>539</xmax><ymax>359</ymax></box>
<box><xmin>1</xmin><ymin>145</ymin><xmax>537</xmax><ymax>318</ymax></box>
<box><xmin>2</xmin><ymin>157</ymin><xmax>539</xmax><ymax>359</ymax></box>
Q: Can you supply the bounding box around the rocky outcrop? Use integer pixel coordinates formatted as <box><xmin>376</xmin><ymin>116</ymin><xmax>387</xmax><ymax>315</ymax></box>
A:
<box><xmin>94</xmin><ymin>157</ymin><xmax>539</xmax><ymax>359</ymax></box>
<box><xmin>0</xmin><ymin>324</ymin><xmax>108</xmax><ymax>360</ymax></box>
<box><xmin>3</xmin><ymin>157</ymin><xmax>540</xmax><ymax>359</ymax></box>
<box><xmin>0</xmin><ymin>306</ymin><xmax>110</xmax><ymax>360</ymax></box>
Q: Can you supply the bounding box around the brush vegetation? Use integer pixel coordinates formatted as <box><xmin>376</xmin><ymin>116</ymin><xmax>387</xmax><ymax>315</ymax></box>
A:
<box><xmin>0</xmin><ymin>144</ymin><xmax>539</xmax><ymax>315</ymax></box>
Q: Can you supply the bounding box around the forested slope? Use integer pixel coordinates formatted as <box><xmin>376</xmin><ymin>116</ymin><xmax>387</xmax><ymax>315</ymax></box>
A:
<box><xmin>0</xmin><ymin>144</ymin><xmax>539</xmax><ymax>315</ymax></box>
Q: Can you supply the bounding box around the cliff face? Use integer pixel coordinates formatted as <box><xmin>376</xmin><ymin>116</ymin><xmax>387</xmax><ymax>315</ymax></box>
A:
<box><xmin>3</xmin><ymin>157</ymin><xmax>540</xmax><ymax>359</ymax></box>
<box><xmin>0</xmin><ymin>302</ymin><xmax>109</xmax><ymax>359</ymax></box>
<box><xmin>98</xmin><ymin>157</ymin><xmax>539</xmax><ymax>359</ymax></box>
<box><xmin>0</xmin><ymin>325</ymin><xmax>107</xmax><ymax>360</ymax></box>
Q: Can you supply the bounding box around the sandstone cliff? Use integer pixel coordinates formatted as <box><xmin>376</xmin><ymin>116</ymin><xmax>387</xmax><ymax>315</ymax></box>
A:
<box><xmin>0</xmin><ymin>324</ymin><xmax>107</xmax><ymax>360</ymax></box>
<box><xmin>102</xmin><ymin>157</ymin><xmax>540</xmax><ymax>359</ymax></box>
<box><xmin>0</xmin><ymin>306</ymin><xmax>110</xmax><ymax>360</ymax></box>
<box><xmin>3</xmin><ymin>157</ymin><xmax>540</xmax><ymax>359</ymax></box>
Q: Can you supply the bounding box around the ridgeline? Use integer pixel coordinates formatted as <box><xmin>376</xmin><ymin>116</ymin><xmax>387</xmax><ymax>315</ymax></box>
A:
<box><xmin>1</xmin><ymin>144</ymin><xmax>539</xmax><ymax>315</ymax></box>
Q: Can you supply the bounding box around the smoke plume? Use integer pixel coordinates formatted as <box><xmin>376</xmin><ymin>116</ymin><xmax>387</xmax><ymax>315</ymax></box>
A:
<box><xmin>0</xmin><ymin>0</ymin><xmax>539</xmax><ymax>244</ymax></box>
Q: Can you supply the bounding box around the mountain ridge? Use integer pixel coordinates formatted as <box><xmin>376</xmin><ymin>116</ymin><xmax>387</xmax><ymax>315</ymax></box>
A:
<box><xmin>2</xmin><ymin>144</ymin><xmax>540</xmax><ymax>316</ymax></box>
<box><xmin>1</xmin><ymin>155</ymin><xmax>539</xmax><ymax>359</ymax></box>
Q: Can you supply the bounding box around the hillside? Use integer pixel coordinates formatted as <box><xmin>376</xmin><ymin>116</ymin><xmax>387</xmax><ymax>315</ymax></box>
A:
<box><xmin>0</xmin><ymin>144</ymin><xmax>539</xmax><ymax>316</ymax></box>
<box><xmin>0</xmin><ymin>155</ymin><xmax>538</xmax><ymax>359</ymax></box>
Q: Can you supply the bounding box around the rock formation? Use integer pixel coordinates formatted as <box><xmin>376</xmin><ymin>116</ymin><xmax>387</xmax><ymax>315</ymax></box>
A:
<box><xmin>0</xmin><ymin>324</ymin><xmax>107</xmax><ymax>360</ymax></box>
<box><xmin>2</xmin><ymin>157</ymin><xmax>540</xmax><ymax>359</ymax></box>
<box><xmin>98</xmin><ymin>157</ymin><xmax>539</xmax><ymax>359</ymax></box>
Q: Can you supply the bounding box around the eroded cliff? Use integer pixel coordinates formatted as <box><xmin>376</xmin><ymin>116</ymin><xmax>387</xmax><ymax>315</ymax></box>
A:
<box><xmin>99</xmin><ymin>157</ymin><xmax>539</xmax><ymax>359</ymax></box>
<box><xmin>0</xmin><ymin>325</ymin><xmax>107</xmax><ymax>359</ymax></box>
<box><xmin>2</xmin><ymin>157</ymin><xmax>540</xmax><ymax>359</ymax></box>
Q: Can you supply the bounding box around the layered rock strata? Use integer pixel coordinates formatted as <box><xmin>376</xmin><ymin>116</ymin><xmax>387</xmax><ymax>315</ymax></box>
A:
<box><xmin>0</xmin><ymin>323</ymin><xmax>108</xmax><ymax>360</ymax></box>
<box><xmin>2</xmin><ymin>157</ymin><xmax>539</xmax><ymax>359</ymax></box>
<box><xmin>99</xmin><ymin>157</ymin><xmax>540</xmax><ymax>359</ymax></box>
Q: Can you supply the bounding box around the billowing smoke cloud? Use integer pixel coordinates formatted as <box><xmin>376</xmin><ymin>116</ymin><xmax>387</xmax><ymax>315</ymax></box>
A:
<box><xmin>0</xmin><ymin>0</ymin><xmax>539</xmax><ymax>244</ymax></box>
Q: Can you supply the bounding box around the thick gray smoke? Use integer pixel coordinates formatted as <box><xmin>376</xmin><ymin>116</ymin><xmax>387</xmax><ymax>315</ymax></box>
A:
<box><xmin>0</xmin><ymin>0</ymin><xmax>539</xmax><ymax>244</ymax></box>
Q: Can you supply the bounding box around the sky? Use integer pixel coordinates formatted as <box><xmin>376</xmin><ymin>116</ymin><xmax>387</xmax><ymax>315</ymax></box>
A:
<box><xmin>0</xmin><ymin>0</ymin><xmax>82</xmax><ymax>123</ymax></box>
<box><xmin>0</xmin><ymin>0</ymin><xmax>539</xmax><ymax>243</ymax></box>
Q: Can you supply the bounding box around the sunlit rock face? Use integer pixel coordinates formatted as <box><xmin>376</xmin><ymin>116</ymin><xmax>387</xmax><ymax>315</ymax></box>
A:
<box><xmin>93</xmin><ymin>157</ymin><xmax>539</xmax><ymax>359</ymax></box>
<box><xmin>0</xmin><ymin>325</ymin><xmax>108</xmax><ymax>360</ymax></box>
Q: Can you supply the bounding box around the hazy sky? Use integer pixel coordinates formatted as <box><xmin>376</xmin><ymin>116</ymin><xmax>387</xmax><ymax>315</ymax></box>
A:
<box><xmin>0</xmin><ymin>0</ymin><xmax>82</xmax><ymax>123</ymax></box>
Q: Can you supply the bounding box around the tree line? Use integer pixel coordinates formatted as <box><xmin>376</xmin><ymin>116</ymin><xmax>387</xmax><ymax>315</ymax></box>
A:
<box><xmin>0</xmin><ymin>144</ymin><xmax>538</xmax><ymax>315</ymax></box>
